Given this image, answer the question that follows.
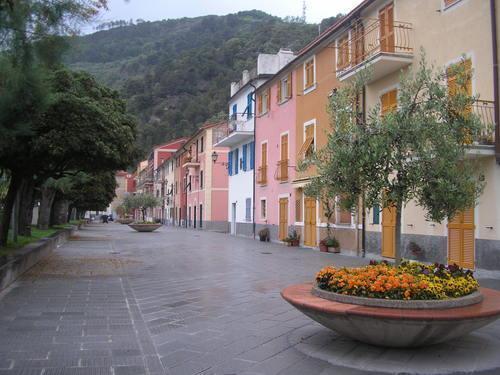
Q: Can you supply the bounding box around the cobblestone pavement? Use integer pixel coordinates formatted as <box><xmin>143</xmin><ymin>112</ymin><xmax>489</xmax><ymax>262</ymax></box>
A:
<box><xmin>1</xmin><ymin>224</ymin><xmax>500</xmax><ymax>375</ymax></box>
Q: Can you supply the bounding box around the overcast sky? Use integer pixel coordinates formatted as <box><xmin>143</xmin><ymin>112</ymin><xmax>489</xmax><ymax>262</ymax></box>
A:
<box><xmin>86</xmin><ymin>0</ymin><xmax>364</xmax><ymax>33</ymax></box>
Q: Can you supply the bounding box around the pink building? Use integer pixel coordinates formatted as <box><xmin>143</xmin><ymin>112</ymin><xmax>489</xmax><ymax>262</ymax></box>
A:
<box><xmin>182</xmin><ymin>121</ymin><xmax>229</xmax><ymax>231</ymax></box>
<box><xmin>255</xmin><ymin>68</ymin><xmax>297</xmax><ymax>242</ymax></box>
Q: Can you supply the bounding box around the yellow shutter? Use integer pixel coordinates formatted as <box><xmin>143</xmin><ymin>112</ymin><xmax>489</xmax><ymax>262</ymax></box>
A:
<box><xmin>257</xmin><ymin>94</ymin><xmax>263</xmax><ymax>114</ymax></box>
<box><xmin>261</xmin><ymin>143</ymin><xmax>267</xmax><ymax>166</ymax></box>
<box><xmin>281</xmin><ymin>134</ymin><xmax>288</xmax><ymax>161</ymax></box>
<box><xmin>448</xmin><ymin>207</ymin><xmax>475</xmax><ymax>269</ymax></box>
<box><xmin>381</xmin><ymin>89</ymin><xmax>397</xmax><ymax>116</ymax></box>
<box><xmin>277</xmin><ymin>81</ymin><xmax>282</xmax><ymax>103</ymax></box>
<box><xmin>266</xmin><ymin>88</ymin><xmax>271</xmax><ymax>111</ymax></box>
<box><xmin>287</xmin><ymin>73</ymin><xmax>292</xmax><ymax>98</ymax></box>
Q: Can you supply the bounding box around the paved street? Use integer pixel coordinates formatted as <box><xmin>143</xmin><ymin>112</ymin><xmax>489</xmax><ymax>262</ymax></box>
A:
<box><xmin>1</xmin><ymin>224</ymin><xmax>500</xmax><ymax>375</ymax></box>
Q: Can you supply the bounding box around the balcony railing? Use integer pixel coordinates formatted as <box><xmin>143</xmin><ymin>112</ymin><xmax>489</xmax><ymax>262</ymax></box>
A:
<box><xmin>275</xmin><ymin>159</ymin><xmax>289</xmax><ymax>182</ymax></box>
<box><xmin>472</xmin><ymin>100</ymin><xmax>496</xmax><ymax>145</ymax></box>
<box><xmin>257</xmin><ymin>165</ymin><xmax>267</xmax><ymax>185</ymax></box>
<box><xmin>337</xmin><ymin>18</ymin><xmax>413</xmax><ymax>74</ymax></box>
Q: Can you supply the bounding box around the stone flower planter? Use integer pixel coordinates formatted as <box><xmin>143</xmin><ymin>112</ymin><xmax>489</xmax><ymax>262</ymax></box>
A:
<box><xmin>117</xmin><ymin>218</ymin><xmax>134</xmax><ymax>225</ymax></box>
<box><xmin>281</xmin><ymin>283</ymin><xmax>500</xmax><ymax>348</ymax></box>
<box><xmin>128</xmin><ymin>223</ymin><xmax>162</xmax><ymax>232</ymax></box>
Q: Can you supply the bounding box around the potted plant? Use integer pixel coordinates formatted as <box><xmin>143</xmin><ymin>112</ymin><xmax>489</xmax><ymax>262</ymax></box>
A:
<box><xmin>258</xmin><ymin>227</ymin><xmax>270</xmax><ymax>242</ymax></box>
<box><xmin>283</xmin><ymin>229</ymin><xmax>300</xmax><ymax>247</ymax></box>
<box><xmin>123</xmin><ymin>194</ymin><xmax>162</xmax><ymax>232</ymax></box>
<box><xmin>325</xmin><ymin>236</ymin><xmax>340</xmax><ymax>253</ymax></box>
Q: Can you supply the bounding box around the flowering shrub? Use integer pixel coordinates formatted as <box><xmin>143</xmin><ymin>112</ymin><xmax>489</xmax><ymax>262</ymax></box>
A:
<box><xmin>316</xmin><ymin>261</ymin><xmax>479</xmax><ymax>300</ymax></box>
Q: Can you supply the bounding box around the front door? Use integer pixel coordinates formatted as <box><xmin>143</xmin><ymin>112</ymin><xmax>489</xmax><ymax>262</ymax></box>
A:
<box><xmin>382</xmin><ymin>205</ymin><xmax>396</xmax><ymax>258</ymax></box>
<box><xmin>279</xmin><ymin>198</ymin><xmax>288</xmax><ymax>241</ymax></box>
<box><xmin>379</xmin><ymin>3</ymin><xmax>395</xmax><ymax>53</ymax></box>
<box><xmin>231</xmin><ymin>203</ymin><xmax>236</xmax><ymax>235</ymax></box>
<box><xmin>304</xmin><ymin>197</ymin><xmax>317</xmax><ymax>247</ymax></box>
<box><xmin>193</xmin><ymin>206</ymin><xmax>197</xmax><ymax>229</ymax></box>
<box><xmin>448</xmin><ymin>208</ymin><xmax>475</xmax><ymax>269</ymax></box>
<box><xmin>199</xmin><ymin>204</ymin><xmax>203</xmax><ymax>228</ymax></box>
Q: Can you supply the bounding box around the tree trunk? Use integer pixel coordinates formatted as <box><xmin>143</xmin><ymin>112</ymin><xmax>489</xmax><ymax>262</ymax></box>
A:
<box><xmin>38</xmin><ymin>186</ymin><xmax>56</xmax><ymax>230</ymax></box>
<box><xmin>17</xmin><ymin>178</ymin><xmax>35</xmax><ymax>237</ymax></box>
<box><xmin>395</xmin><ymin>201</ymin><xmax>403</xmax><ymax>266</ymax></box>
<box><xmin>0</xmin><ymin>172</ymin><xmax>22</xmax><ymax>247</ymax></box>
<box><xmin>51</xmin><ymin>197</ymin><xmax>69</xmax><ymax>226</ymax></box>
<box><xmin>142</xmin><ymin>208</ymin><xmax>146</xmax><ymax>222</ymax></box>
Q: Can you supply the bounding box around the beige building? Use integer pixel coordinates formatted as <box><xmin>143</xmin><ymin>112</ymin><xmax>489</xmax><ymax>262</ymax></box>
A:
<box><xmin>332</xmin><ymin>0</ymin><xmax>499</xmax><ymax>269</ymax></box>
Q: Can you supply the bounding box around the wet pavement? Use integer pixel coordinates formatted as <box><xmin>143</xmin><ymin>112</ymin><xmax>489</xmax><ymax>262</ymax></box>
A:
<box><xmin>1</xmin><ymin>223</ymin><xmax>500</xmax><ymax>375</ymax></box>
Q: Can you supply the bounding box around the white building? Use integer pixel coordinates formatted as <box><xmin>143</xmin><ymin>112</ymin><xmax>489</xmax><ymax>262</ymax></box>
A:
<box><xmin>157</xmin><ymin>157</ymin><xmax>177</xmax><ymax>225</ymax></box>
<box><xmin>215</xmin><ymin>49</ymin><xmax>295</xmax><ymax>237</ymax></box>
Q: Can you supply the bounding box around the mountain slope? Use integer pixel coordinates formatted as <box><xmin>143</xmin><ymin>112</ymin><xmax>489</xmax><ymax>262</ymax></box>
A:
<box><xmin>66</xmin><ymin>11</ymin><xmax>331</xmax><ymax>154</ymax></box>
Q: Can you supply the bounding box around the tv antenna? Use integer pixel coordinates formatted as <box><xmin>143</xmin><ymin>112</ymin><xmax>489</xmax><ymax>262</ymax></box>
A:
<box><xmin>302</xmin><ymin>0</ymin><xmax>307</xmax><ymax>23</ymax></box>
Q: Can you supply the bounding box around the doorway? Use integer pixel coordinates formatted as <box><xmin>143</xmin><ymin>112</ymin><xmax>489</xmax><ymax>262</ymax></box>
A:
<box><xmin>279</xmin><ymin>198</ymin><xmax>289</xmax><ymax>241</ymax></box>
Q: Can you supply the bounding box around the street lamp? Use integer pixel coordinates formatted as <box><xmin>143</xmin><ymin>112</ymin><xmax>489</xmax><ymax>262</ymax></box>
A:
<box><xmin>211</xmin><ymin>151</ymin><xmax>218</xmax><ymax>163</ymax></box>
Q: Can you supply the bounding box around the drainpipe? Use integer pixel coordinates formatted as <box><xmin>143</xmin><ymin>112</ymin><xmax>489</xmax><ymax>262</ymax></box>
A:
<box><xmin>361</xmin><ymin>85</ymin><xmax>367</xmax><ymax>258</ymax></box>
<box><xmin>491</xmin><ymin>0</ymin><xmax>500</xmax><ymax>163</ymax></box>
<box><xmin>249</xmin><ymin>82</ymin><xmax>257</xmax><ymax>240</ymax></box>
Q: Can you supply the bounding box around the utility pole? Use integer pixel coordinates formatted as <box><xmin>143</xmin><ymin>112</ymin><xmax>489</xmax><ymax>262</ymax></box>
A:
<box><xmin>302</xmin><ymin>0</ymin><xmax>307</xmax><ymax>23</ymax></box>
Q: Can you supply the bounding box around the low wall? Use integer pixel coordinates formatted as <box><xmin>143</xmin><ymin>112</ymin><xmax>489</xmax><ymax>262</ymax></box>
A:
<box><xmin>0</xmin><ymin>226</ymin><xmax>76</xmax><ymax>291</ymax></box>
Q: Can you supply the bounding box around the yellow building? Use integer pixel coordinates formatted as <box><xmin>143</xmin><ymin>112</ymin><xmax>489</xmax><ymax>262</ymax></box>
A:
<box><xmin>331</xmin><ymin>0</ymin><xmax>499</xmax><ymax>269</ymax></box>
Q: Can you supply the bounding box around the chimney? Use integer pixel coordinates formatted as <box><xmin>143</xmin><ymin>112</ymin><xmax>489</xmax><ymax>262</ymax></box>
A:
<box><xmin>230</xmin><ymin>81</ymin><xmax>239</xmax><ymax>97</ymax></box>
<box><xmin>277</xmin><ymin>48</ymin><xmax>295</xmax><ymax>69</ymax></box>
<box><xmin>242</xmin><ymin>70</ymin><xmax>250</xmax><ymax>85</ymax></box>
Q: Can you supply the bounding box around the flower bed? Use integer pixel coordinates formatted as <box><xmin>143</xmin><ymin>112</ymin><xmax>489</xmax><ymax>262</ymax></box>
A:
<box><xmin>316</xmin><ymin>260</ymin><xmax>478</xmax><ymax>300</ymax></box>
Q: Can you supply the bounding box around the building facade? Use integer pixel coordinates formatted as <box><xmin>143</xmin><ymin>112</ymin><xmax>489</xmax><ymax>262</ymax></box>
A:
<box><xmin>329</xmin><ymin>0</ymin><xmax>500</xmax><ymax>269</ymax></box>
<box><xmin>179</xmin><ymin>121</ymin><xmax>229</xmax><ymax>232</ymax></box>
<box><xmin>216</xmin><ymin>49</ymin><xmax>295</xmax><ymax>238</ymax></box>
<box><xmin>254</xmin><ymin>66</ymin><xmax>298</xmax><ymax>242</ymax></box>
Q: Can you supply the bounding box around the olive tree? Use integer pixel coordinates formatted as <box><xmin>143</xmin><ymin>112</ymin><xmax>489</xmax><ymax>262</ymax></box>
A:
<box><xmin>123</xmin><ymin>194</ymin><xmax>160</xmax><ymax>222</ymax></box>
<box><xmin>303</xmin><ymin>53</ymin><xmax>484</xmax><ymax>265</ymax></box>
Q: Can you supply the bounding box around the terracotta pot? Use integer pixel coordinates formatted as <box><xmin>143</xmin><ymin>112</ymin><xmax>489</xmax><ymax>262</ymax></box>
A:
<box><xmin>329</xmin><ymin>246</ymin><xmax>340</xmax><ymax>253</ymax></box>
<box><xmin>319</xmin><ymin>243</ymin><xmax>328</xmax><ymax>252</ymax></box>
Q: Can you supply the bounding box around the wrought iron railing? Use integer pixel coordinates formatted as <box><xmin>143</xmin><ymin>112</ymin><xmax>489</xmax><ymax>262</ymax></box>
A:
<box><xmin>337</xmin><ymin>18</ymin><xmax>413</xmax><ymax>74</ymax></box>
<box><xmin>275</xmin><ymin>159</ymin><xmax>289</xmax><ymax>182</ymax></box>
<box><xmin>257</xmin><ymin>165</ymin><xmax>267</xmax><ymax>185</ymax></box>
<box><xmin>472</xmin><ymin>100</ymin><xmax>496</xmax><ymax>145</ymax></box>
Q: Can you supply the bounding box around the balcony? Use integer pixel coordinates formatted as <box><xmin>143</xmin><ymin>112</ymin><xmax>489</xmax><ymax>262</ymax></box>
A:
<box><xmin>182</xmin><ymin>156</ymin><xmax>200</xmax><ymax>173</ymax></box>
<box><xmin>257</xmin><ymin>165</ymin><xmax>267</xmax><ymax>185</ymax></box>
<box><xmin>336</xmin><ymin>18</ymin><xmax>414</xmax><ymax>83</ymax></box>
<box><xmin>214</xmin><ymin>113</ymin><xmax>254</xmax><ymax>148</ymax></box>
<box><xmin>467</xmin><ymin>100</ymin><xmax>496</xmax><ymax>157</ymax></box>
<box><xmin>275</xmin><ymin>159</ymin><xmax>289</xmax><ymax>182</ymax></box>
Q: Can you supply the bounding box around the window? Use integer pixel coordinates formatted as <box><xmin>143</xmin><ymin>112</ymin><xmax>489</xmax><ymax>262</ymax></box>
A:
<box><xmin>234</xmin><ymin>148</ymin><xmax>239</xmax><ymax>175</ymax></box>
<box><xmin>200</xmin><ymin>170</ymin><xmax>204</xmax><ymax>189</ymax></box>
<box><xmin>242</xmin><ymin>144</ymin><xmax>248</xmax><ymax>171</ymax></box>
<box><xmin>189</xmin><ymin>175</ymin><xmax>192</xmax><ymax>192</ymax></box>
<box><xmin>200</xmin><ymin>136</ymin><xmax>204</xmax><ymax>153</ymax></box>
<box><xmin>228</xmin><ymin>150</ymin><xmax>233</xmax><ymax>176</ymax></box>
<box><xmin>249</xmin><ymin>141</ymin><xmax>255</xmax><ymax>170</ymax></box>
<box><xmin>337</xmin><ymin>34</ymin><xmax>350</xmax><ymax>70</ymax></box>
<box><xmin>295</xmin><ymin>190</ymin><xmax>303</xmax><ymax>222</ymax></box>
<box><xmin>245</xmin><ymin>198</ymin><xmax>252</xmax><ymax>222</ymax></box>
<box><xmin>260</xmin><ymin>199</ymin><xmax>267</xmax><ymax>220</ymax></box>
<box><xmin>258</xmin><ymin>88</ymin><xmax>271</xmax><ymax>115</ymax></box>
<box><xmin>231</xmin><ymin>104</ymin><xmax>237</xmax><ymax>120</ymax></box>
<box><xmin>304</xmin><ymin>57</ymin><xmax>315</xmax><ymax>90</ymax></box>
<box><xmin>337</xmin><ymin>197</ymin><xmax>352</xmax><ymax>225</ymax></box>
<box><xmin>373</xmin><ymin>204</ymin><xmax>380</xmax><ymax>225</ymax></box>
<box><xmin>278</xmin><ymin>73</ymin><xmax>292</xmax><ymax>103</ymax></box>
<box><xmin>298</xmin><ymin>122</ymin><xmax>315</xmax><ymax>158</ymax></box>
<box><xmin>381</xmin><ymin>89</ymin><xmax>398</xmax><ymax>116</ymax></box>
<box><xmin>247</xmin><ymin>93</ymin><xmax>253</xmax><ymax>119</ymax></box>
<box><xmin>447</xmin><ymin>59</ymin><xmax>472</xmax><ymax>98</ymax></box>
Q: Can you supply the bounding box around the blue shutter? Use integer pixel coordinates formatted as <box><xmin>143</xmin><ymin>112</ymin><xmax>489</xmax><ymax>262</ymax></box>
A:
<box><xmin>242</xmin><ymin>144</ymin><xmax>248</xmax><ymax>171</ymax></box>
<box><xmin>250</xmin><ymin>142</ymin><xmax>255</xmax><ymax>170</ymax></box>
<box><xmin>373</xmin><ymin>204</ymin><xmax>380</xmax><ymax>225</ymax></box>
<box><xmin>247</xmin><ymin>93</ymin><xmax>253</xmax><ymax>118</ymax></box>
<box><xmin>228</xmin><ymin>151</ymin><xmax>233</xmax><ymax>176</ymax></box>
<box><xmin>232</xmin><ymin>104</ymin><xmax>237</xmax><ymax>120</ymax></box>
<box><xmin>234</xmin><ymin>148</ymin><xmax>239</xmax><ymax>175</ymax></box>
